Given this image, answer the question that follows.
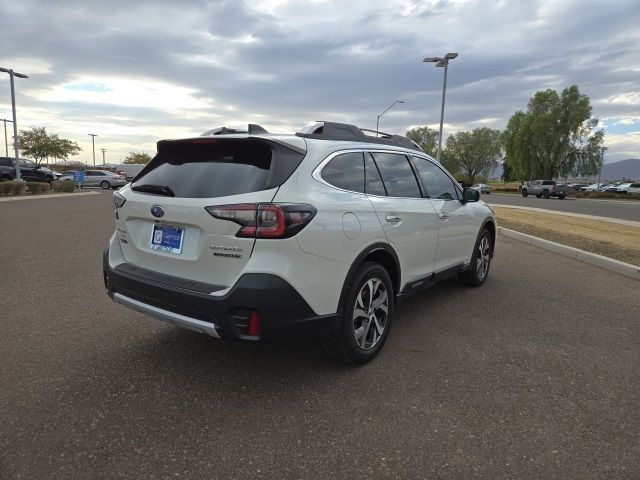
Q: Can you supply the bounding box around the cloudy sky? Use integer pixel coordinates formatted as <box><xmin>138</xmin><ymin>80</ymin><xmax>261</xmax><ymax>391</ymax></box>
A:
<box><xmin>1</xmin><ymin>0</ymin><xmax>639</xmax><ymax>165</ymax></box>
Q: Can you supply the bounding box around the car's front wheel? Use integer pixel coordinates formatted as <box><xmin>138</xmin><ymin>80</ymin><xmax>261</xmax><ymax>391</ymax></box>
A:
<box><xmin>324</xmin><ymin>262</ymin><xmax>394</xmax><ymax>364</ymax></box>
<box><xmin>100</xmin><ymin>181</ymin><xmax>111</xmax><ymax>190</ymax></box>
<box><xmin>522</xmin><ymin>189</ymin><xmax>528</xmax><ymax>197</ymax></box>
<box><xmin>460</xmin><ymin>228</ymin><xmax>493</xmax><ymax>287</ymax></box>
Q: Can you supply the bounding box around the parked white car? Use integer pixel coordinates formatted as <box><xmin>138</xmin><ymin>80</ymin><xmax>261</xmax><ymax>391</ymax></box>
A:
<box><xmin>609</xmin><ymin>182</ymin><xmax>632</xmax><ymax>193</ymax></box>
<box><xmin>626</xmin><ymin>182</ymin><xmax>640</xmax><ymax>195</ymax></box>
<box><xmin>472</xmin><ymin>183</ymin><xmax>491</xmax><ymax>194</ymax></box>
<box><xmin>111</xmin><ymin>163</ymin><xmax>145</xmax><ymax>180</ymax></box>
<box><xmin>583</xmin><ymin>183</ymin><xmax>603</xmax><ymax>192</ymax></box>
<box><xmin>103</xmin><ymin>122</ymin><xmax>496</xmax><ymax>363</ymax></box>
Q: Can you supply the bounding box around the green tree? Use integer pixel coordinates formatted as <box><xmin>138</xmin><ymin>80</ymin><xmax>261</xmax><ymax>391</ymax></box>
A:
<box><xmin>406</xmin><ymin>126</ymin><xmax>438</xmax><ymax>158</ymax></box>
<box><xmin>123</xmin><ymin>152</ymin><xmax>152</xmax><ymax>164</ymax></box>
<box><xmin>17</xmin><ymin>126</ymin><xmax>80</xmax><ymax>165</ymax></box>
<box><xmin>443</xmin><ymin>127</ymin><xmax>502</xmax><ymax>185</ymax></box>
<box><xmin>51</xmin><ymin>138</ymin><xmax>81</xmax><ymax>164</ymax></box>
<box><xmin>502</xmin><ymin>85</ymin><xmax>605</xmax><ymax>180</ymax></box>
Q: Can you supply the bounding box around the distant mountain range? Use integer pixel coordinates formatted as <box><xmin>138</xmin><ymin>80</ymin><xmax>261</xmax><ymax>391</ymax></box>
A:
<box><xmin>485</xmin><ymin>158</ymin><xmax>640</xmax><ymax>181</ymax></box>
<box><xmin>598</xmin><ymin>159</ymin><xmax>640</xmax><ymax>181</ymax></box>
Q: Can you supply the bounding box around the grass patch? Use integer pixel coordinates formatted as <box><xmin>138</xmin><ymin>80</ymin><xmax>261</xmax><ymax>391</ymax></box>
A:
<box><xmin>494</xmin><ymin>207</ymin><xmax>640</xmax><ymax>266</ymax></box>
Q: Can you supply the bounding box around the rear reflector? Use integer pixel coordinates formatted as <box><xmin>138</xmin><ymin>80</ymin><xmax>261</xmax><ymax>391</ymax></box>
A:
<box><xmin>247</xmin><ymin>311</ymin><xmax>260</xmax><ymax>337</ymax></box>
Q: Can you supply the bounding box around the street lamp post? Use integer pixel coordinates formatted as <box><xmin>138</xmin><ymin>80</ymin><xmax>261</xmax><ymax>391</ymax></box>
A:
<box><xmin>423</xmin><ymin>52</ymin><xmax>458</xmax><ymax>163</ymax></box>
<box><xmin>0</xmin><ymin>67</ymin><xmax>29</xmax><ymax>181</ymax></box>
<box><xmin>100</xmin><ymin>148</ymin><xmax>106</xmax><ymax>166</ymax></box>
<box><xmin>88</xmin><ymin>133</ymin><xmax>98</xmax><ymax>167</ymax></box>
<box><xmin>376</xmin><ymin>100</ymin><xmax>405</xmax><ymax>134</ymax></box>
<box><xmin>2</xmin><ymin>118</ymin><xmax>13</xmax><ymax>157</ymax></box>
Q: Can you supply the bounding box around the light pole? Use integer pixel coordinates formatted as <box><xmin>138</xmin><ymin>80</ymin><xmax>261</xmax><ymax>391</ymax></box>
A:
<box><xmin>0</xmin><ymin>67</ymin><xmax>29</xmax><ymax>181</ymax></box>
<box><xmin>376</xmin><ymin>100</ymin><xmax>404</xmax><ymax>134</ymax></box>
<box><xmin>2</xmin><ymin>118</ymin><xmax>13</xmax><ymax>157</ymax></box>
<box><xmin>88</xmin><ymin>133</ymin><xmax>98</xmax><ymax>167</ymax></box>
<box><xmin>423</xmin><ymin>52</ymin><xmax>458</xmax><ymax>163</ymax></box>
<box><xmin>100</xmin><ymin>148</ymin><xmax>106</xmax><ymax>166</ymax></box>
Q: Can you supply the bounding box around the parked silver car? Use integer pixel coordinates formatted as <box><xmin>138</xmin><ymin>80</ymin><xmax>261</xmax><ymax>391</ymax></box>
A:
<box><xmin>82</xmin><ymin>170</ymin><xmax>127</xmax><ymax>189</ymax></box>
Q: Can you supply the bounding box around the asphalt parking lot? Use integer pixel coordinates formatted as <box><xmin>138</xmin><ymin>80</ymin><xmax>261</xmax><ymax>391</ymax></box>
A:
<box><xmin>487</xmin><ymin>192</ymin><xmax>640</xmax><ymax>222</ymax></box>
<box><xmin>1</xmin><ymin>192</ymin><xmax>639</xmax><ymax>479</ymax></box>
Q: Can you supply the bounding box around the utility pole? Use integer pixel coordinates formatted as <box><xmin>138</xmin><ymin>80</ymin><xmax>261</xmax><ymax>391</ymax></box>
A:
<box><xmin>88</xmin><ymin>133</ymin><xmax>98</xmax><ymax>167</ymax></box>
<box><xmin>100</xmin><ymin>148</ymin><xmax>106</xmax><ymax>166</ymax></box>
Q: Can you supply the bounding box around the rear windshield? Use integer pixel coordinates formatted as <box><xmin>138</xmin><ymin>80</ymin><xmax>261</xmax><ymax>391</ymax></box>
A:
<box><xmin>133</xmin><ymin>140</ymin><xmax>276</xmax><ymax>198</ymax></box>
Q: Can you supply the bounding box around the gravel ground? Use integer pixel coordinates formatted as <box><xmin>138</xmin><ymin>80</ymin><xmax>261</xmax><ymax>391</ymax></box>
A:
<box><xmin>495</xmin><ymin>207</ymin><xmax>640</xmax><ymax>266</ymax></box>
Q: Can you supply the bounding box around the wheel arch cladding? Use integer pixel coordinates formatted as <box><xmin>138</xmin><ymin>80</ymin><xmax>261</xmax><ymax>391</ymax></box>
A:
<box><xmin>338</xmin><ymin>243</ymin><xmax>400</xmax><ymax>313</ymax></box>
<box><xmin>482</xmin><ymin>218</ymin><xmax>496</xmax><ymax>252</ymax></box>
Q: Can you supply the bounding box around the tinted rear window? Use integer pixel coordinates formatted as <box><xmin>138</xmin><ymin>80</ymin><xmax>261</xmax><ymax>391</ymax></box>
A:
<box><xmin>321</xmin><ymin>152</ymin><xmax>364</xmax><ymax>193</ymax></box>
<box><xmin>133</xmin><ymin>141</ymin><xmax>275</xmax><ymax>198</ymax></box>
<box><xmin>0</xmin><ymin>158</ymin><xmax>13</xmax><ymax>167</ymax></box>
<box><xmin>542</xmin><ymin>180</ymin><xmax>556</xmax><ymax>185</ymax></box>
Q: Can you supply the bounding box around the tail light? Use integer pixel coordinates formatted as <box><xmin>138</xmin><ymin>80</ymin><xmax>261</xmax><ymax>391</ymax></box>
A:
<box><xmin>205</xmin><ymin>203</ymin><xmax>316</xmax><ymax>239</ymax></box>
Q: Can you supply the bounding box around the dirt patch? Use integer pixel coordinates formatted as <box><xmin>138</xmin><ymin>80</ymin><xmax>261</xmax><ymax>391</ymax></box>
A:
<box><xmin>494</xmin><ymin>207</ymin><xmax>640</xmax><ymax>266</ymax></box>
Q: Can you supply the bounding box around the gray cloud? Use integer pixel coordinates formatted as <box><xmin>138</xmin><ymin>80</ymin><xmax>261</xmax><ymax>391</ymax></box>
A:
<box><xmin>0</xmin><ymin>0</ymin><xmax>638</xmax><ymax>163</ymax></box>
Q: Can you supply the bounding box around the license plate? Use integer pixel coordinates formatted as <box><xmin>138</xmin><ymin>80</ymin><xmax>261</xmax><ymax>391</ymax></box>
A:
<box><xmin>150</xmin><ymin>224</ymin><xmax>184</xmax><ymax>254</ymax></box>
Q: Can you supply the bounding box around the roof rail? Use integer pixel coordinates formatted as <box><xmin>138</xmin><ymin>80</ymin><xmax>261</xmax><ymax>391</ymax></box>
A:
<box><xmin>295</xmin><ymin>121</ymin><xmax>422</xmax><ymax>151</ymax></box>
<box><xmin>200</xmin><ymin>124</ymin><xmax>269</xmax><ymax>136</ymax></box>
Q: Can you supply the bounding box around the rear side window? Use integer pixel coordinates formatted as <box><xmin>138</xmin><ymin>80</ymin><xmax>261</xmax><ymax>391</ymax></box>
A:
<box><xmin>0</xmin><ymin>158</ymin><xmax>13</xmax><ymax>167</ymax></box>
<box><xmin>134</xmin><ymin>140</ymin><xmax>302</xmax><ymax>198</ymax></box>
<box><xmin>542</xmin><ymin>180</ymin><xmax>556</xmax><ymax>185</ymax></box>
<box><xmin>320</xmin><ymin>152</ymin><xmax>364</xmax><ymax>193</ymax></box>
<box><xmin>371</xmin><ymin>152</ymin><xmax>422</xmax><ymax>198</ymax></box>
<box><xmin>411</xmin><ymin>157</ymin><xmax>459</xmax><ymax>200</ymax></box>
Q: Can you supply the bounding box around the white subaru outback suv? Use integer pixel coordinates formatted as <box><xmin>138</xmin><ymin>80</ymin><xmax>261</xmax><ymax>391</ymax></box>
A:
<box><xmin>104</xmin><ymin>122</ymin><xmax>496</xmax><ymax>363</ymax></box>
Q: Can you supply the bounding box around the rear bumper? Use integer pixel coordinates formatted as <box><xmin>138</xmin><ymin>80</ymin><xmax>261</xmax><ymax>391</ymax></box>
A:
<box><xmin>103</xmin><ymin>247</ymin><xmax>340</xmax><ymax>341</ymax></box>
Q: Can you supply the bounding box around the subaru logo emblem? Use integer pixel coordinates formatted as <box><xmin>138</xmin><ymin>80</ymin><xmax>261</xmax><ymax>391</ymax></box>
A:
<box><xmin>150</xmin><ymin>205</ymin><xmax>165</xmax><ymax>218</ymax></box>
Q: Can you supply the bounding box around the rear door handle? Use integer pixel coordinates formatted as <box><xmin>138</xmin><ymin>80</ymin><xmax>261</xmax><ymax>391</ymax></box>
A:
<box><xmin>438</xmin><ymin>213</ymin><xmax>450</xmax><ymax>220</ymax></box>
<box><xmin>385</xmin><ymin>215</ymin><xmax>401</xmax><ymax>223</ymax></box>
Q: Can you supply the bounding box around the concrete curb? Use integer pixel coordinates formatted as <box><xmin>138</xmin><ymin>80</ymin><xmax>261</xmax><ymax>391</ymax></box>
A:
<box><xmin>498</xmin><ymin>227</ymin><xmax>640</xmax><ymax>281</ymax></box>
<box><xmin>493</xmin><ymin>204</ymin><xmax>640</xmax><ymax>228</ymax></box>
<box><xmin>0</xmin><ymin>191</ymin><xmax>100</xmax><ymax>202</ymax></box>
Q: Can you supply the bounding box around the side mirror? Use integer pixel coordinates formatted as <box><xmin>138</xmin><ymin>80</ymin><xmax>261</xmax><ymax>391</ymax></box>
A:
<box><xmin>461</xmin><ymin>187</ymin><xmax>480</xmax><ymax>204</ymax></box>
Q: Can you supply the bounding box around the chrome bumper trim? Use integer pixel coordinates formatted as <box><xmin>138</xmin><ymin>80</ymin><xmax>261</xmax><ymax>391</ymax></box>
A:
<box><xmin>113</xmin><ymin>293</ymin><xmax>220</xmax><ymax>338</ymax></box>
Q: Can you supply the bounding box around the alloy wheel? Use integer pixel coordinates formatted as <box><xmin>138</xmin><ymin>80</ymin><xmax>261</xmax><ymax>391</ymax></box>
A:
<box><xmin>476</xmin><ymin>236</ymin><xmax>491</xmax><ymax>280</ymax></box>
<box><xmin>353</xmin><ymin>278</ymin><xmax>388</xmax><ymax>350</ymax></box>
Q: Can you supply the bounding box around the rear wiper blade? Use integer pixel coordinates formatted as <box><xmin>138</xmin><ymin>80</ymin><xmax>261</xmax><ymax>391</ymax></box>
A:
<box><xmin>131</xmin><ymin>184</ymin><xmax>175</xmax><ymax>197</ymax></box>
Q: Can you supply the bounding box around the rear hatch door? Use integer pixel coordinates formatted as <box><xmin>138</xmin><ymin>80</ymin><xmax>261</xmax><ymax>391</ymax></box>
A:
<box><xmin>115</xmin><ymin>137</ymin><xmax>304</xmax><ymax>288</ymax></box>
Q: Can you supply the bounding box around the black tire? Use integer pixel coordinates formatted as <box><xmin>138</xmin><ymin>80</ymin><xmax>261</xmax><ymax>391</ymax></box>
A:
<box><xmin>536</xmin><ymin>194</ymin><xmax>542</xmax><ymax>198</ymax></box>
<box><xmin>324</xmin><ymin>262</ymin><xmax>394</xmax><ymax>365</ymax></box>
<box><xmin>522</xmin><ymin>189</ymin><xmax>528</xmax><ymax>197</ymax></box>
<box><xmin>543</xmin><ymin>190</ymin><xmax>550</xmax><ymax>199</ymax></box>
<box><xmin>459</xmin><ymin>228</ymin><xmax>493</xmax><ymax>287</ymax></box>
<box><xmin>558</xmin><ymin>194</ymin><xmax>565</xmax><ymax>200</ymax></box>
<box><xmin>100</xmin><ymin>181</ymin><xmax>111</xmax><ymax>190</ymax></box>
